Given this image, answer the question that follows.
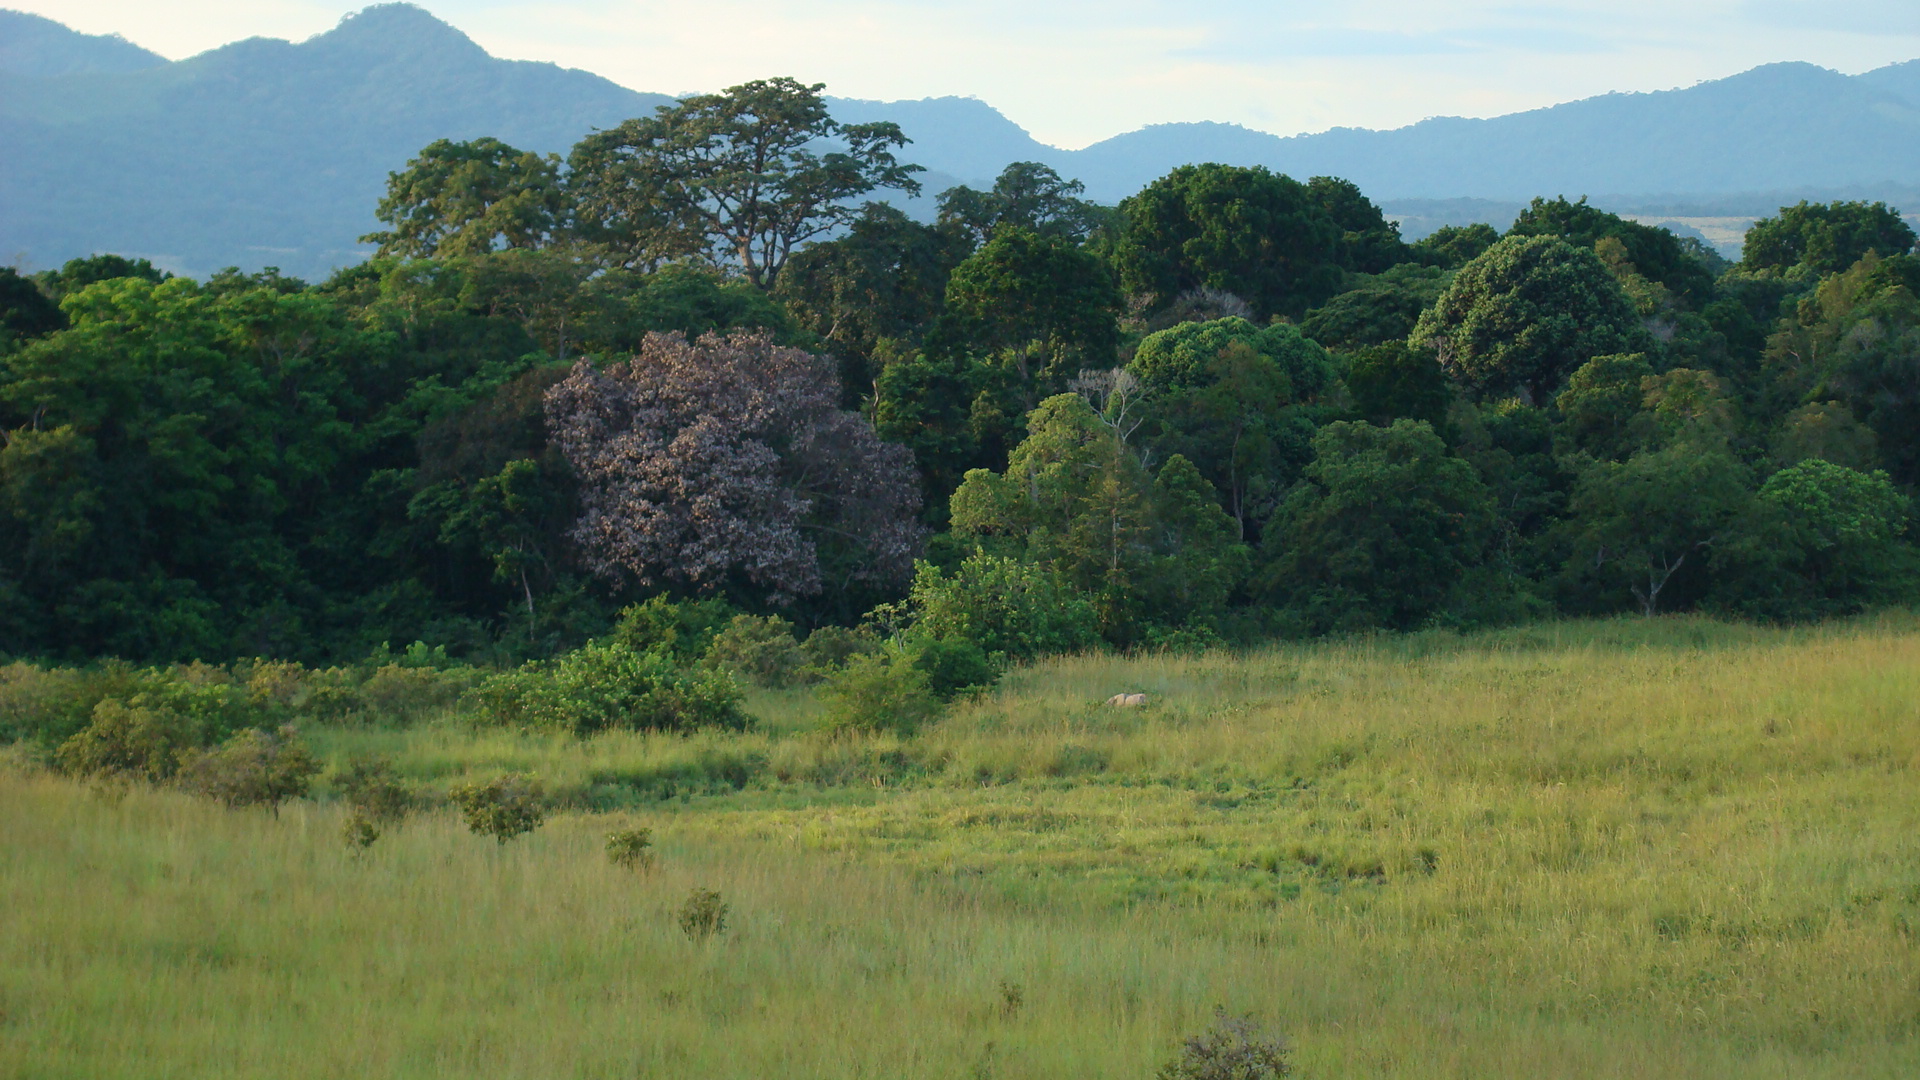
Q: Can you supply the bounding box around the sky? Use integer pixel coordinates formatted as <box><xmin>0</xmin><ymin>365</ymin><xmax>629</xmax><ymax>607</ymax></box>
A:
<box><xmin>18</xmin><ymin>0</ymin><xmax>1920</xmax><ymax>148</ymax></box>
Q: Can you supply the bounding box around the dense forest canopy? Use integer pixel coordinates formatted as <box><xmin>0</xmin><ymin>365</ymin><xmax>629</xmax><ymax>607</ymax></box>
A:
<box><xmin>2</xmin><ymin>77</ymin><xmax>1915</xmax><ymax>667</ymax></box>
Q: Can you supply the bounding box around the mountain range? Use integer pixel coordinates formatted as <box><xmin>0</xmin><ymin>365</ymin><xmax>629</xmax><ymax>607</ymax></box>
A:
<box><xmin>6</xmin><ymin>3</ymin><xmax>1920</xmax><ymax>279</ymax></box>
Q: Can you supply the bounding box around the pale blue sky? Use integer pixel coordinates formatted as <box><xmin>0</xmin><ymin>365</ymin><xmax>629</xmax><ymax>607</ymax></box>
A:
<box><xmin>20</xmin><ymin>0</ymin><xmax>1920</xmax><ymax>146</ymax></box>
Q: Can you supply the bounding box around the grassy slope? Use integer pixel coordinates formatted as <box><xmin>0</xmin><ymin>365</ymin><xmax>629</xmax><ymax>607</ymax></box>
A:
<box><xmin>4</xmin><ymin>615</ymin><xmax>1919</xmax><ymax>1078</ymax></box>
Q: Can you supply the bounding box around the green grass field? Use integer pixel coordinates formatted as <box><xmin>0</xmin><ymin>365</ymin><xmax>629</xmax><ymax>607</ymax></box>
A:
<box><xmin>5</xmin><ymin>615</ymin><xmax>1919</xmax><ymax>1078</ymax></box>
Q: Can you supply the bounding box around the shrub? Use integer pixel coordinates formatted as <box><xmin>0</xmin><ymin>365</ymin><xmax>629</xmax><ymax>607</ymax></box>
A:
<box><xmin>54</xmin><ymin>698</ymin><xmax>211</xmax><ymax>781</ymax></box>
<box><xmin>1159</xmin><ymin>1008</ymin><xmax>1291</xmax><ymax>1080</ymax></box>
<box><xmin>817</xmin><ymin>649</ymin><xmax>941</xmax><ymax>735</ymax></box>
<box><xmin>356</xmin><ymin>663</ymin><xmax>471</xmax><ymax>723</ymax></box>
<box><xmin>175</xmin><ymin>725</ymin><xmax>319</xmax><ymax>812</ymax></box>
<box><xmin>702</xmin><ymin>614</ymin><xmax>808</xmax><ymax>687</ymax></box>
<box><xmin>908</xmin><ymin>635</ymin><xmax>1000</xmax><ymax>701</ymax></box>
<box><xmin>907</xmin><ymin>554</ymin><xmax>1098</xmax><ymax>663</ymax></box>
<box><xmin>610</xmin><ymin>596</ymin><xmax>738</xmax><ymax>662</ymax></box>
<box><xmin>475</xmin><ymin>642</ymin><xmax>746</xmax><ymax>735</ymax></box>
<box><xmin>606</xmin><ymin>827</ymin><xmax>655</xmax><ymax>870</ymax></box>
<box><xmin>448</xmin><ymin>772</ymin><xmax>546</xmax><ymax>844</ymax></box>
<box><xmin>677</xmin><ymin>886</ymin><xmax>728</xmax><ymax>940</ymax></box>
<box><xmin>335</xmin><ymin>756</ymin><xmax>415</xmax><ymax>825</ymax></box>
<box><xmin>799</xmin><ymin>625</ymin><xmax>877</xmax><ymax>673</ymax></box>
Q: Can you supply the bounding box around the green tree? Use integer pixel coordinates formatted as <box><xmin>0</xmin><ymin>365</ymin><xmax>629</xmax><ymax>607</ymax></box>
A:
<box><xmin>1344</xmin><ymin>341</ymin><xmax>1452</xmax><ymax>431</ymax></box>
<box><xmin>1307</xmin><ymin>175</ymin><xmax>1409</xmax><ymax>273</ymax></box>
<box><xmin>938</xmin><ymin>161</ymin><xmax>1105</xmax><ymax>247</ymax></box>
<box><xmin>1555</xmin><ymin>353</ymin><xmax>1656</xmax><ymax>461</ymax></box>
<box><xmin>1260</xmin><ymin>419</ymin><xmax>1496</xmax><ymax>632</ymax></box>
<box><xmin>1129</xmin><ymin>319</ymin><xmax>1334</xmax><ymax>539</ymax></box>
<box><xmin>1413</xmin><ymin>235</ymin><xmax>1650</xmax><ymax>403</ymax></box>
<box><xmin>951</xmin><ymin>393</ymin><xmax>1248</xmax><ymax>642</ymax></box>
<box><xmin>567</xmin><ymin>78</ymin><xmax>923</xmax><ymax>288</ymax></box>
<box><xmin>0</xmin><ymin>267</ymin><xmax>64</xmax><ymax>347</ymax></box>
<box><xmin>1299</xmin><ymin>263</ymin><xmax>1452</xmax><ymax>351</ymax></box>
<box><xmin>941</xmin><ymin>226</ymin><xmax>1122</xmax><ymax>392</ymax></box>
<box><xmin>776</xmin><ymin>202</ymin><xmax>970</xmax><ymax>398</ymax></box>
<box><xmin>1508</xmin><ymin>196</ymin><xmax>1714</xmax><ymax>304</ymax></box>
<box><xmin>362</xmin><ymin>138</ymin><xmax>568</xmax><ymax>259</ymax></box>
<box><xmin>1410</xmin><ymin>223</ymin><xmax>1499</xmax><ymax>269</ymax></box>
<box><xmin>32</xmin><ymin>254</ymin><xmax>168</xmax><ymax>303</ymax></box>
<box><xmin>1741</xmin><ymin>201</ymin><xmax>1916</xmax><ymax>276</ymax></box>
<box><xmin>1558</xmin><ymin>443</ymin><xmax>1754</xmax><ymax>616</ymax></box>
<box><xmin>1112</xmin><ymin>164</ymin><xmax>1342</xmax><ymax>319</ymax></box>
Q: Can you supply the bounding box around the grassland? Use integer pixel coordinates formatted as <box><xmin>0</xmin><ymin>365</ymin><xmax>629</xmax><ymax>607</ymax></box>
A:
<box><xmin>5</xmin><ymin>615</ymin><xmax>1919</xmax><ymax>1078</ymax></box>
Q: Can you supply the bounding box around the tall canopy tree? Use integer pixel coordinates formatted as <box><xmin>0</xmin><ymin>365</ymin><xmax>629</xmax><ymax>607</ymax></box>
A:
<box><xmin>1413</xmin><ymin>235</ymin><xmax>1650</xmax><ymax>403</ymax></box>
<box><xmin>1111</xmin><ymin>164</ymin><xmax>1342</xmax><ymax>319</ymax></box>
<box><xmin>937</xmin><ymin>162</ymin><xmax>1105</xmax><ymax>247</ymax></box>
<box><xmin>361</xmin><ymin>138</ymin><xmax>569</xmax><ymax>259</ymax></box>
<box><xmin>1507</xmin><ymin>196</ymin><xmax>1713</xmax><ymax>305</ymax></box>
<box><xmin>1741</xmin><ymin>201</ymin><xmax>1917</xmax><ymax>277</ymax></box>
<box><xmin>545</xmin><ymin>331</ymin><xmax>925</xmax><ymax>612</ymax></box>
<box><xmin>567</xmin><ymin>78</ymin><xmax>924</xmax><ymax>288</ymax></box>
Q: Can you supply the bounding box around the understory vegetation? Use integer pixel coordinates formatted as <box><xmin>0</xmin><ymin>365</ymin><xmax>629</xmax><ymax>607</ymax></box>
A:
<box><xmin>3</xmin><ymin>615</ymin><xmax>1918</xmax><ymax>1077</ymax></box>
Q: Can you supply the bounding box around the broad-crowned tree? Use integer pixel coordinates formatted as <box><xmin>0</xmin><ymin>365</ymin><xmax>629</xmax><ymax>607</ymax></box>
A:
<box><xmin>1412</xmin><ymin>234</ymin><xmax>1650</xmax><ymax>403</ymax></box>
<box><xmin>950</xmin><ymin>392</ymin><xmax>1246</xmax><ymax>642</ymax></box>
<box><xmin>1307</xmin><ymin>175</ymin><xmax>1409</xmax><ymax>274</ymax></box>
<box><xmin>1508</xmin><ymin>196</ymin><xmax>1714</xmax><ymax>306</ymax></box>
<box><xmin>1127</xmin><ymin>318</ymin><xmax>1334</xmax><ymax>540</ymax></box>
<box><xmin>1260</xmin><ymin>419</ymin><xmax>1496</xmax><ymax>633</ymax></box>
<box><xmin>776</xmin><ymin>202</ymin><xmax>971</xmax><ymax>399</ymax></box>
<box><xmin>545</xmin><ymin>331</ymin><xmax>925</xmax><ymax>610</ymax></box>
<box><xmin>1112</xmin><ymin>164</ymin><xmax>1342</xmax><ymax>319</ymax></box>
<box><xmin>362</xmin><ymin>138</ymin><xmax>568</xmax><ymax>259</ymax></box>
<box><xmin>940</xmin><ymin>226</ymin><xmax>1122</xmax><ymax>394</ymax></box>
<box><xmin>1299</xmin><ymin>263</ymin><xmax>1452</xmax><ymax>351</ymax></box>
<box><xmin>567</xmin><ymin>78</ymin><xmax>923</xmax><ymax>288</ymax></box>
<box><xmin>1741</xmin><ymin>201</ymin><xmax>1917</xmax><ymax>277</ymax></box>
<box><xmin>937</xmin><ymin>162</ymin><xmax>1106</xmax><ymax>248</ymax></box>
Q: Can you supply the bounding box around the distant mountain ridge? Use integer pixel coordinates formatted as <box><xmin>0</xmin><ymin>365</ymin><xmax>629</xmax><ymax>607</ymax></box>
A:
<box><xmin>5</xmin><ymin>4</ymin><xmax>1920</xmax><ymax>277</ymax></box>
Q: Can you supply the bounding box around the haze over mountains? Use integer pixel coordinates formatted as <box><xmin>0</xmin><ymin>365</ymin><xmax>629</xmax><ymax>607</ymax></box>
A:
<box><xmin>6</xmin><ymin>3</ymin><xmax>1920</xmax><ymax>279</ymax></box>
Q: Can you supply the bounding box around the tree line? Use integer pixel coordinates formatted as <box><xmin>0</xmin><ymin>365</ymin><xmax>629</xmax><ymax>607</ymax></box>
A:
<box><xmin>1</xmin><ymin>77</ymin><xmax>1915</xmax><ymax>666</ymax></box>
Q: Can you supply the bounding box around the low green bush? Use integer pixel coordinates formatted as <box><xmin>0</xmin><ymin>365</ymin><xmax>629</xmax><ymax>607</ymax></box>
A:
<box><xmin>475</xmin><ymin>642</ymin><xmax>747</xmax><ymax>735</ymax></box>
<box><xmin>908</xmin><ymin>635</ymin><xmax>999</xmax><ymax>700</ymax></box>
<box><xmin>175</xmin><ymin>725</ymin><xmax>320</xmax><ymax>812</ymax></box>
<box><xmin>817</xmin><ymin>648</ymin><xmax>941</xmax><ymax>735</ymax></box>
<box><xmin>907</xmin><ymin>554</ymin><xmax>1099</xmax><ymax>663</ymax></box>
<box><xmin>610</xmin><ymin>596</ymin><xmax>737</xmax><ymax>662</ymax></box>
<box><xmin>703</xmin><ymin>615</ymin><xmax>808</xmax><ymax>687</ymax></box>
<box><xmin>448</xmin><ymin>772</ymin><xmax>546</xmax><ymax>844</ymax></box>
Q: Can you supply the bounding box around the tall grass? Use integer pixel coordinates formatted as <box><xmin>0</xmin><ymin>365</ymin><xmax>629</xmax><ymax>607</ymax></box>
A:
<box><xmin>5</xmin><ymin>614</ymin><xmax>1919</xmax><ymax>1077</ymax></box>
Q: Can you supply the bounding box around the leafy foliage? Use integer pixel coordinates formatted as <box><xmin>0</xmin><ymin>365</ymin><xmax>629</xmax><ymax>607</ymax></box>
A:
<box><xmin>447</xmin><ymin>772</ymin><xmax>546</xmax><ymax>844</ymax></box>
<box><xmin>175</xmin><ymin>725</ymin><xmax>319</xmax><ymax>811</ymax></box>
<box><xmin>1413</xmin><ymin>235</ymin><xmax>1650</xmax><ymax>402</ymax></box>
<box><xmin>475</xmin><ymin>641</ymin><xmax>746</xmax><ymax>735</ymax></box>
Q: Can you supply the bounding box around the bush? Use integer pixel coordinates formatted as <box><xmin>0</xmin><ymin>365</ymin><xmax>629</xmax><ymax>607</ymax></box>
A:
<box><xmin>817</xmin><ymin>649</ymin><xmax>941</xmax><ymax>735</ymax></box>
<box><xmin>677</xmin><ymin>886</ymin><xmax>728</xmax><ymax>940</ymax></box>
<box><xmin>356</xmin><ymin>663</ymin><xmax>471</xmax><ymax>722</ymax></box>
<box><xmin>175</xmin><ymin>725</ymin><xmax>319</xmax><ymax>812</ymax></box>
<box><xmin>336</xmin><ymin>756</ymin><xmax>415</xmax><ymax>850</ymax></box>
<box><xmin>610</xmin><ymin>596</ymin><xmax>737</xmax><ymax>662</ymax></box>
<box><xmin>702</xmin><ymin>614</ymin><xmax>808</xmax><ymax>687</ymax></box>
<box><xmin>1159</xmin><ymin>1008</ymin><xmax>1291</xmax><ymax>1080</ymax></box>
<box><xmin>907</xmin><ymin>554</ymin><xmax>1098</xmax><ymax>663</ymax></box>
<box><xmin>474</xmin><ymin>642</ymin><xmax>746</xmax><ymax>735</ymax></box>
<box><xmin>54</xmin><ymin>698</ymin><xmax>212</xmax><ymax>781</ymax></box>
<box><xmin>606</xmin><ymin>827</ymin><xmax>655</xmax><ymax>870</ymax></box>
<box><xmin>799</xmin><ymin>625</ymin><xmax>877</xmax><ymax>672</ymax></box>
<box><xmin>448</xmin><ymin>772</ymin><xmax>546</xmax><ymax>844</ymax></box>
<box><xmin>335</xmin><ymin>756</ymin><xmax>415</xmax><ymax>824</ymax></box>
<box><xmin>908</xmin><ymin>635</ymin><xmax>999</xmax><ymax>701</ymax></box>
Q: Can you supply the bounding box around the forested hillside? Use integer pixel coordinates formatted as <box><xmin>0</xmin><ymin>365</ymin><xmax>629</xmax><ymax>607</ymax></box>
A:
<box><xmin>1</xmin><ymin>74</ymin><xmax>1914</xmax><ymax>680</ymax></box>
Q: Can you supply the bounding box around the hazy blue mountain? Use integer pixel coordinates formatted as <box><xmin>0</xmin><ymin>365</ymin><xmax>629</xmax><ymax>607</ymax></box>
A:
<box><xmin>5</xmin><ymin>3</ymin><xmax>1920</xmax><ymax>277</ymax></box>
<box><xmin>0</xmin><ymin>10</ymin><xmax>165</xmax><ymax>77</ymax></box>
<box><xmin>1</xmin><ymin>4</ymin><xmax>668</xmax><ymax>277</ymax></box>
